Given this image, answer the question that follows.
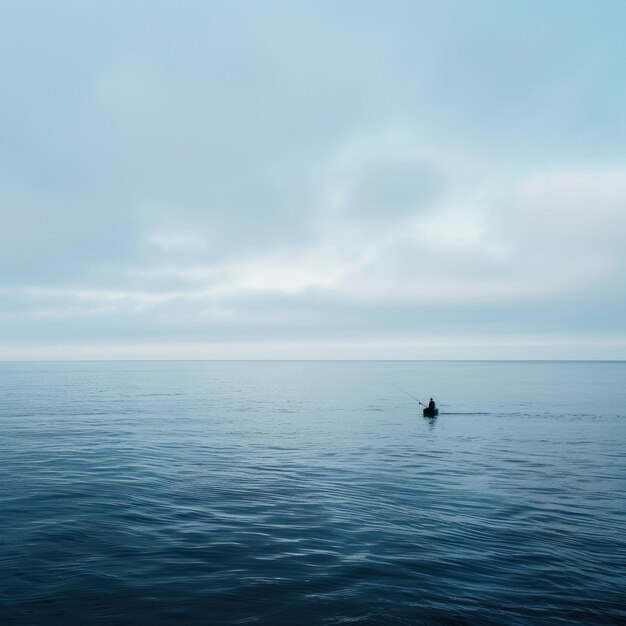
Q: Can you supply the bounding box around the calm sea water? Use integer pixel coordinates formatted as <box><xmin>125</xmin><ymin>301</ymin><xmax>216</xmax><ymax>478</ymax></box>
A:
<box><xmin>1</xmin><ymin>360</ymin><xmax>625</xmax><ymax>625</ymax></box>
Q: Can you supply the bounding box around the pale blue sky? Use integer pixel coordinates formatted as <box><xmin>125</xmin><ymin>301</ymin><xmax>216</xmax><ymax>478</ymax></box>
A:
<box><xmin>1</xmin><ymin>1</ymin><xmax>625</xmax><ymax>359</ymax></box>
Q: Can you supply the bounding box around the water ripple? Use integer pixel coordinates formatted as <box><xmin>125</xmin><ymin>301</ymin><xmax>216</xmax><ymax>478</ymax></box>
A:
<box><xmin>1</xmin><ymin>361</ymin><xmax>625</xmax><ymax>624</ymax></box>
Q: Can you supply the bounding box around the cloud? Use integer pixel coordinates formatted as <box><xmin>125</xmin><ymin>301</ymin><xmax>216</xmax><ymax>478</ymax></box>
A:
<box><xmin>320</xmin><ymin>130</ymin><xmax>443</xmax><ymax>220</ymax></box>
<box><xmin>490</xmin><ymin>169</ymin><xmax>626</xmax><ymax>296</ymax></box>
<box><xmin>4</xmin><ymin>161</ymin><xmax>626</xmax><ymax>348</ymax></box>
<box><xmin>1</xmin><ymin>1</ymin><xmax>626</xmax><ymax>357</ymax></box>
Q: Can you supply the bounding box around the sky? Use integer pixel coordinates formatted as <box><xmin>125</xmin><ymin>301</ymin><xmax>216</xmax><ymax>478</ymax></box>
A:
<box><xmin>1</xmin><ymin>0</ymin><xmax>626</xmax><ymax>360</ymax></box>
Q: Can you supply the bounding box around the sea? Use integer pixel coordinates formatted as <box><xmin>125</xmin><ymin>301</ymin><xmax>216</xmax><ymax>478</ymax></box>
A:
<box><xmin>1</xmin><ymin>360</ymin><xmax>625</xmax><ymax>625</ymax></box>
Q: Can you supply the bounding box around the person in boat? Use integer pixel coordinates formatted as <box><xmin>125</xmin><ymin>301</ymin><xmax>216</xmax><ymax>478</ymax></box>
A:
<box><xmin>428</xmin><ymin>398</ymin><xmax>436</xmax><ymax>411</ymax></box>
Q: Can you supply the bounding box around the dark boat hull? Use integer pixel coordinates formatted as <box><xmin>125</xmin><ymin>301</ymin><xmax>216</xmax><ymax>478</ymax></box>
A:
<box><xmin>423</xmin><ymin>408</ymin><xmax>439</xmax><ymax>417</ymax></box>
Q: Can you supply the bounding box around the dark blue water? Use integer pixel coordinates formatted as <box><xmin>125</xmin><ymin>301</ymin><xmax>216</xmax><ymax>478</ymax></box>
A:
<box><xmin>1</xmin><ymin>361</ymin><xmax>625</xmax><ymax>625</ymax></box>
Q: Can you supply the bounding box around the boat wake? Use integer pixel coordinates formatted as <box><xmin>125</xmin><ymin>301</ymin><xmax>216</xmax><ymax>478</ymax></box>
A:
<box><xmin>438</xmin><ymin>412</ymin><xmax>491</xmax><ymax>416</ymax></box>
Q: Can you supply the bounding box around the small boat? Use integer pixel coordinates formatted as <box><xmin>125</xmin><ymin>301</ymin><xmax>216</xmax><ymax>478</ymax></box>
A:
<box><xmin>423</xmin><ymin>407</ymin><xmax>439</xmax><ymax>417</ymax></box>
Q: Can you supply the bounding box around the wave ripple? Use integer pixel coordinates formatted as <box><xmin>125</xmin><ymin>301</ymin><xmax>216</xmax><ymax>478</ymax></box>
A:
<box><xmin>1</xmin><ymin>361</ymin><xmax>626</xmax><ymax>625</ymax></box>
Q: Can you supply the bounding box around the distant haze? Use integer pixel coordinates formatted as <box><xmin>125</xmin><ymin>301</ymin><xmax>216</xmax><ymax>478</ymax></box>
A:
<box><xmin>2</xmin><ymin>1</ymin><xmax>625</xmax><ymax>360</ymax></box>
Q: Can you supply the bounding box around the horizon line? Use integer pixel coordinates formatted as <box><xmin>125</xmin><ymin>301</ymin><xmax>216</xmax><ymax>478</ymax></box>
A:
<box><xmin>1</xmin><ymin>358</ymin><xmax>625</xmax><ymax>363</ymax></box>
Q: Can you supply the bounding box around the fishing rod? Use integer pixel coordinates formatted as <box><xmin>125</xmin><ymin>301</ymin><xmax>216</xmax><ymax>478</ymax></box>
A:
<box><xmin>392</xmin><ymin>385</ymin><xmax>426</xmax><ymax>406</ymax></box>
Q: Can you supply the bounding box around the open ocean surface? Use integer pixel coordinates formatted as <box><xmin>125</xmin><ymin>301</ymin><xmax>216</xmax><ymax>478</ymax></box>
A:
<box><xmin>1</xmin><ymin>360</ymin><xmax>625</xmax><ymax>625</ymax></box>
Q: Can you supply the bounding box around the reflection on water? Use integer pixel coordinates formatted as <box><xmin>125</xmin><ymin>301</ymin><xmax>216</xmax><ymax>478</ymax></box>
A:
<box><xmin>1</xmin><ymin>360</ymin><xmax>625</xmax><ymax>625</ymax></box>
<box><xmin>424</xmin><ymin>415</ymin><xmax>438</xmax><ymax>430</ymax></box>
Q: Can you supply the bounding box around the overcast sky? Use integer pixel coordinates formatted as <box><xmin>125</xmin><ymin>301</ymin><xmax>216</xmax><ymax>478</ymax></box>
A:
<box><xmin>1</xmin><ymin>0</ymin><xmax>625</xmax><ymax>359</ymax></box>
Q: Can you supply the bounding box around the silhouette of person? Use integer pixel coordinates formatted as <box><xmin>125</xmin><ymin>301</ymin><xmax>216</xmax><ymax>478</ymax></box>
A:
<box><xmin>428</xmin><ymin>397</ymin><xmax>436</xmax><ymax>411</ymax></box>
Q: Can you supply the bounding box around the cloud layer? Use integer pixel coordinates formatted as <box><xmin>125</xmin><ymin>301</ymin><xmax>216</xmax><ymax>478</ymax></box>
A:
<box><xmin>2</xmin><ymin>1</ymin><xmax>626</xmax><ymax>358</ymax></box>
